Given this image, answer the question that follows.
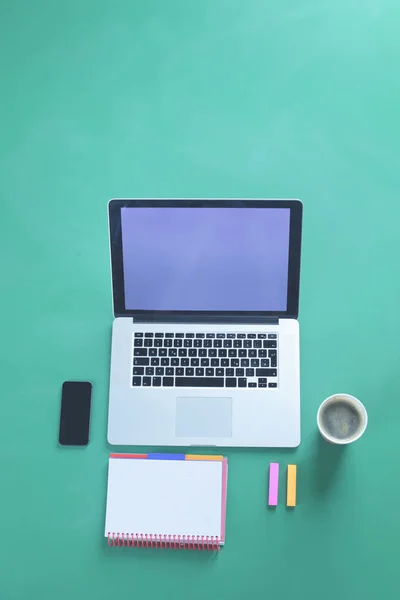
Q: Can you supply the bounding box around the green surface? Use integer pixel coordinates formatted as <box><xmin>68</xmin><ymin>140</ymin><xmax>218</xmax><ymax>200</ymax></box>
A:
<box><xmin>1</xmin><ymin>0</ymin><xmax>399</xmax><ymax>598</ymax></box>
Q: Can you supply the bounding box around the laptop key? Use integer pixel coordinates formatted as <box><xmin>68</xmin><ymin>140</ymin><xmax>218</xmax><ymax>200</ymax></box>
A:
<box><xmin>176</xmin><ymin>333</ymin><xmax>184</xmax><ymax>338</ymax></box>
<box><xmin>206</xmin><ymin>368</ymin><xmax>214</xmax><ymax>376</ymax></box>
<box><xmin>211</xmin><ymin>358</ymin><xmax>219</xmax><ymax>367</ymax></box>
<box><xmin>231</xmin><ymin>359</ymin><xmax>239</xmax><ymax>367</ymax></box>
<box><xmin>238</xmin><ymin>378</ymin><xmax>247</xmax><ymax>388</ymax></box>
<box><xmin>162</xmin><ymin>377</ymin><xmax>174</xmax><ymax>386</ymax></box>
<box><xmin>223</xmin><ymin>340</ymin><xmax>232</xmax><ymax>348</ymax></box>
<box><xmin>153</xmin><ymin>377</ymin><xmax>162</xmax><ymax>386</ymax></box>
<box><xmin>156</xmin><ymin>367</ymin><xmax>164</xmax><ymax>376</ymax></box>
<box><xmin>191</xmin><ymin>358</ymin><xmax>199</xmax><ymax>366</ymax></box>
<box><xmin>133</xmin><ymin>367</ymin><xmax>144</xmax><ymax>375</ymax></box>
<box><xmin>227</xmin><ymin>334</ymin><xmax>235</xmax><ymax>339</ymax></box>
<box><xmin>241</xmin><ymin>359</ymin><xmax>249</xmax><ymax>367</ymax></box>
<box><xmin>168</xmin><ymin>348</ymin><xmax>177</xmax><ymax>357</ymax></box>
<box><xmin>132</xmin><ymin>377</ymin><xmax>142</xmax><ymax>386</ymax></box>
<box><xmin>174</xmin><ymin>339</ymin><xmax>183</xmax><ymax>347</ymax></box>
<box><xmin>134</xmin><ymin>348</ymin><xmax>147</xmax><ymax>356</ymax></box>
<box><xmin>218</xmin><ymin>349</ymin><xmax>227</xmax><ymax>357</ymax></box>
<box><xmin>178</xmin><ymin>348</ymin><xmax>187</xmax><ymax>357</ymax></box>
<box><xmin>143</xmin><ymin>377</ymin><xmax>151</xmax><ymax>386</ymax></box>
<box><xmin>176</xmin><ymin>368</ymin><xmax>184</xmax><ymax>376</ymax></box>
<box><xmin>216</xmin><ymin>333</ymin><xmax>225</xmax><ymax>338</ymax></box>
<box><xmin>189</xmin><ymin>349</ymin><xmax>197</xmax><ymax>357</ymax></box>
<box><xmin>155</xmin><ymin>333</ymin><xmax>164</xmax><ymax>338</ymax></box>
<box><xmin>154</xmin><ymin>339</ymin><xmax>162</xmax><ymax>347</ymax></box>
<box><xmin>145</xmin><ymin>367</ymin><xmax>154</xmax><ymax>376</ymax></box>
<box><xmin>185</xmin><ymin>368</ymin><xmax>195</xmax><ymax>376</ymax></box>
<box><xmin>209</xmin><ymin>349</ymin><xmax>217</xmax><ymax>357</ymax></box>
<box><xmin>194</xmin><ymin>339</ymin><xmax>202</xmax><ymax>348</ymax></box>
<box><xmin>164</xmin><ymin>338</ymin><xmax>172</xmax><ymax>347</ymax></box>
<box><xmin>226</xmin><ymin>368</ymin><xmax>234</xmax><ymax>377</ymax></box>
<box><xmin>269</xmin><ymin>350</ymin><xmax>277</xmax><ymax>358</ymax></box>
<box><xmin>134</xmin><ymin>333</ymin><xmax>143</xmax><ymax>338</ymax></box>
<box><xmin>251</xmin><ymin>359</ymin><xmax>259</xmax><ymax>367</ymax></box>
<box><xmin>226</xmin><ymin>378</ymin><xmax>237</xmax><ymax>387</ymax></box>
<box><xmin>221</xmin><ymin>359</ymin><xmax>229</xmax><ymax>367</ymax></box>
<box><xmin>196</xmin><ymin>368</ymin><xmax>204</xmax><ymax>376</ymax></box>
<box><xmin>258</xmin><ymin>334</ymin><xmax>266</xmax><ymax>339</ymax></box>
<box><xmin>201</xmin><ymin>358</ymin><xmax>209</xmax><ymax>366</ymax></box>
<box><xmin>181</xmin><ymin>358</ymin><xmax>189</xmax><ymax>366</ymax></box>
<box><xmin>234</xmin><ymin>339</ymin><xmax>242</xmax><ymax>348</ymax></box>
<box><xmin>247</xmin><ymin>334</ymin><xmax>256</xmax><ymax>339</ymax></box>
<box><xmin>134</xmin><ymin>339</ymin><xmax>143</xmax><ymax>347</ymax></box>
<box><xmin>268</xmin><ymin>334</ymin><xmax>277</xmax><ymax>339</ymax></box>
<box><xmin>145</xmin><ymin>333</ymin><xmax>154</xmax><ymax>337</ymax></box>
<box><xmin>175</xmin><ymin>377</ymin><xmax>224</xmax><ymax>387</ymax></box>
<box><xmin>256</xmin><ymin>369</ymin><xmax>277</xmax><ymax>377</ymax></box>
<box><xmin>144</xmin><ymin>339</ymin><xmax>152</xmax><ymax>347</ymax></box>
<box><xmin>185</xmin><ymin>333</ymin><xmax>195</xmax><ymax>338</ymax></box>
<box><xmin>254</xmin><ymin>340</ymin><xmax>262</xmax><ymax>348</ymax></box>
<box><xmin>237</xmin><ymin>333</ymin><xmax>246</xmax><ymax>339</ymax></box>
<box><xmin>204</xmin><ymin>340</ymin><xmax>212</xmax><ymax>348</ymax></box>
<box><xmin>161</xmin><ymin>358</ymin><xmax>169</xmax><ymax>366</ymax></box>
<box><xmin>261</xmin><ymin>359</ymin><xmax>270</xmax><ymax>368</ymax></box>
<box><xmin>249</xmin><ymin>382</ymin><xmax>257</xmax><ymax>388</ymax></box>
<box><xmin>206</xmin><ymin>333</ymin><xmax>215</xmax><ymax>338</ymax></box>
<box><xmin>271</xmin><ymin>356</ymin><xmax>277</xmax><ymax>367</ymax></box>
<box><xmin>238</xmin><ymin>348</ymin><xmax>247</xmax><ymax>357</ymax></box>
<box><xmin>246</xmin><ymin>368</ymin><xmax>255</xmax><ymax>377</ymax></box>
<box><xmin>216</xmin><ymin>368</ymin><xmax>224</xmax><ymax>377</ymax></box>
<box><xmin>263</xmin><ymin>340</ymin><xmax>277</xmax><ymax>348</ymax></box>
<box><xmin>171</xmin><ymin>358</ymin><xmax>179</xmax><ymax>366</ymax></box>
<box><xmin>149</xmin><ymin>348</ymin><xmax>157</xmax><ymax>356</ymax></box>
<box><xmin>268</xmin><ymin>382</ymin><xmax>278</xmax><ymax>388</ymax></box>
<box><xmin>166</xmin><ymin>367</ymin><xmax>174</xmax><ymax>376</ymax></box>
<box><xmin>134</xmin><ymin>358</ymin><xmax>149</xmax><ymax>366</ymax></box>
<box><xmin>195</xmin><ymin>333</ymin><xmax>205</xmax><ymax>338</ymax></box>
<box><xmin>184</xmin><ymin>339</ymin><xmax>192</xmax><ymax>347</ymax></box>
<box><xmin>236</xmin><ymin>368</ymin><xmax>244</xmax><ymax>377</ymax></box>
<box><xmin>165</xmin><ymin>333</ymin><xmax>174</xmax><ymax>338</ymax></box>
<box><xmin>151</xmin><ymin>357</ymin><xmax>159</xmax><ymax>366</ymax></box>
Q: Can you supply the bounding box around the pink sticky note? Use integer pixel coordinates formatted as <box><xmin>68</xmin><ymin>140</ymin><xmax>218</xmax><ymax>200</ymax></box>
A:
<box><xmin>268</xmin><ymin>463</ymin><xmax>279</xmax><ymax>506</ymax></box>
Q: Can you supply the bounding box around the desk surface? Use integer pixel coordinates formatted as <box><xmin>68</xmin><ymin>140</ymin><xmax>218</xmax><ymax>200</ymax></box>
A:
<box><xmin>1</xmin><ymin>1</ymin><xmax>399</xmax><ymax>599</ymax></box>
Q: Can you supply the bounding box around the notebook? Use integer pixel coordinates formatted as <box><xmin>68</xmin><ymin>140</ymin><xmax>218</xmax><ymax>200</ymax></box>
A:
<box><xmin>105</xmin><ymin>453</ymin><xmax>228</xmax><ymax>551</ymax></box>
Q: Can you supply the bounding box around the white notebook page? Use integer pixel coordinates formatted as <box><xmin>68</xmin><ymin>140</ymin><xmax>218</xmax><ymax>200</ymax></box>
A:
<box><xmin>105</xmin><ymin>458</ymin><xmax>224</xmax><ymax>539</ymax></box>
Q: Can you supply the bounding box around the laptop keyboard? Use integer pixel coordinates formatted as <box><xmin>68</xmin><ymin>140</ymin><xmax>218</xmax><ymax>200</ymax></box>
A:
<box><xmin>132</xmin><ymin>332</ymin><xmax>278</xmax><ymax>389</ymax></box>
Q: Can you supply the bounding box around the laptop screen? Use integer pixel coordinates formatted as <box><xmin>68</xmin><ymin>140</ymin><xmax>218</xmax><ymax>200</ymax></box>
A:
<box><xmin>120</xmin><ymin>206</ymin><xmax>291</xmax><ymax>312</ymax></box>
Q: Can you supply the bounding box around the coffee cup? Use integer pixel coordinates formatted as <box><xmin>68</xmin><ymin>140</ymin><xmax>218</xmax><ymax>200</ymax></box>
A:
<box><xmin>317</xmin><ymin>394</ymin><xmax>368</xmax><ymax>444</ymax></box>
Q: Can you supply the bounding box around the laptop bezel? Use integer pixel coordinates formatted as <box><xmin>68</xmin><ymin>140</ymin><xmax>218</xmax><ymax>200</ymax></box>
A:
<box><xmin>108</xmin><ymin>199</ymin><xmax>302</xmax><ymax>321</ymax></box>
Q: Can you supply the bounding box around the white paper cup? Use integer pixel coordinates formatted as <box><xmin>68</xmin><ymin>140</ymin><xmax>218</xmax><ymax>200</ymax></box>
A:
<box><xmin>317</xmin><ymin>394</ymin><xmax>368</xmax><ymax>445</ymax></box>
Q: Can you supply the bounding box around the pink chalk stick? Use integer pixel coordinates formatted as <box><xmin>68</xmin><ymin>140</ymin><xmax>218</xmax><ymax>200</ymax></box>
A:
<box><xmin>268</xmin><ymin>463</ymin><xmax>279</xmax><ymax>506</ymax></box>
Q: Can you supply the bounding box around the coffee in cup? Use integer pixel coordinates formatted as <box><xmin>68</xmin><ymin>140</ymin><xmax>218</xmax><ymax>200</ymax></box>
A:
<box><xmin>317</xmin><ymin>394</ymin><xmax>368</xmax><ymax>444</ymax></box>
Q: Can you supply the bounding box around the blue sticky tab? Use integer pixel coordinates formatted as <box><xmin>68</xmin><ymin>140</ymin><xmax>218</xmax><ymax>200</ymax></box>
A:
<box><xmin>147</xmin><ymin>453</ymin><xmax>185</xmax><ymax>460</ymax></box>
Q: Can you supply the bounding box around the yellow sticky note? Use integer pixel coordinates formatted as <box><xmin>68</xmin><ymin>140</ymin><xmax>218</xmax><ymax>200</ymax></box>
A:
<box><xmin>287</xmin><ymin>465</ymin><xmax>297</xmax><ymax>507</ymax></box>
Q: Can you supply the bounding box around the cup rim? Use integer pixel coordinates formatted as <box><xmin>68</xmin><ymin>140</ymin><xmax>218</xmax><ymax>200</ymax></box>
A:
<box><xmin>317</xmin><ymin>393</ymin><xmax>368</xmax><ymax>445</ymax></box>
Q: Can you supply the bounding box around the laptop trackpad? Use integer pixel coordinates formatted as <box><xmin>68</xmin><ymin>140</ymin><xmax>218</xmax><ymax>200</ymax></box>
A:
<box><xmin>175</xmin><ymin>396</ymin><xmax>232</xmax><ymax>438</ymax></box>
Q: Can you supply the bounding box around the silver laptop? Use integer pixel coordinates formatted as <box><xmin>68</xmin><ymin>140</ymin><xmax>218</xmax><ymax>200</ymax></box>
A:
<box><xmin>107</xmin><ymin>199</ymin><xmax>302</xmax><ymax>447</ymax></box>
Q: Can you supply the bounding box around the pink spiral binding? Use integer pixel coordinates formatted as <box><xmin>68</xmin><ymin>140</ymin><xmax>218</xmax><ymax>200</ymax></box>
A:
<box><xmin>107</xmin><ymin>532</ymin><xmax>220</xmax><ymax>551</ymax></box>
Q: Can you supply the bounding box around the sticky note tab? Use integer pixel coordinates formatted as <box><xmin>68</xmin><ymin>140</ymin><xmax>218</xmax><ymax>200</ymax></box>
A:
<box><xmin>287</xmin><ymin>465</ymin><xmax>297</xmax><ymax>507</ymax></box>
<box><xmin>268</xmin><ymin>463</ymin><xmax>279</xmax><ymax>506</ymax></box>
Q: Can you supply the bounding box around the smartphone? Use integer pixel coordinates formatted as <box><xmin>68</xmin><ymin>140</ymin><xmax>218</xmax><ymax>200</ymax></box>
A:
<box><xmin>59</xmin><ymin>381</ymin><xmax>92</xmax><ymax>446</ymax></box>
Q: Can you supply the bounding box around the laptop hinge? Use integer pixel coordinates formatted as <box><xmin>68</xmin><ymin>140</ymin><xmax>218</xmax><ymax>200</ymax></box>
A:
<box><xmin>131</xmin><ymin>315</ymin><xmax>279</xmax><ymax>325</ymax></box>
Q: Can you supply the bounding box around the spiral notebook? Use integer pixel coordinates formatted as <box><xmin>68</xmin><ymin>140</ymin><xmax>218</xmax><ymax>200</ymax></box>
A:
<box><xmin>105</xmin><ymin>453</ymin><xmax>228</xmax><ymax>551</ymax></box>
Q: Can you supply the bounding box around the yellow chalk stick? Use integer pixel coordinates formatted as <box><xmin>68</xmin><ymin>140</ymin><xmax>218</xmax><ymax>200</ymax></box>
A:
<box><xmin>287</xmin><ymin>465</ymin><xmax>297</xmax><ymax>507</ymax></box>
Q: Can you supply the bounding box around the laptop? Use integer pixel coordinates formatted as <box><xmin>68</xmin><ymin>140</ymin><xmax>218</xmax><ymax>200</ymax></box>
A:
<box><xmin>107</xmin><ymin>199</ymin><xmax>302</xmax><ymax>447</ymax></box>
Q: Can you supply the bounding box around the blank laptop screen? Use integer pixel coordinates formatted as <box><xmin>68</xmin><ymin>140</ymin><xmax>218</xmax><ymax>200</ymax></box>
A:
<box><xmin>120</xmin><ymin>206</ymin><xmax>290</xmax><ymax>312</ymax></box>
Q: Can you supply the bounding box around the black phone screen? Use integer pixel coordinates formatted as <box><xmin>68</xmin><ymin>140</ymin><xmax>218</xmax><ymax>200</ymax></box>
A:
<box><xmin>59</xmin><ymin>381</ymin><xmax>92</xmax><ymax>446</ymax></box>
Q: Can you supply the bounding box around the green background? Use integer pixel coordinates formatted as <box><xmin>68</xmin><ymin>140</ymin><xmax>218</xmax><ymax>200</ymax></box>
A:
<box><xmin>1</xmin><ymin>1</ymin><xmax>399</xmax><ymax>598</ymax></box>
